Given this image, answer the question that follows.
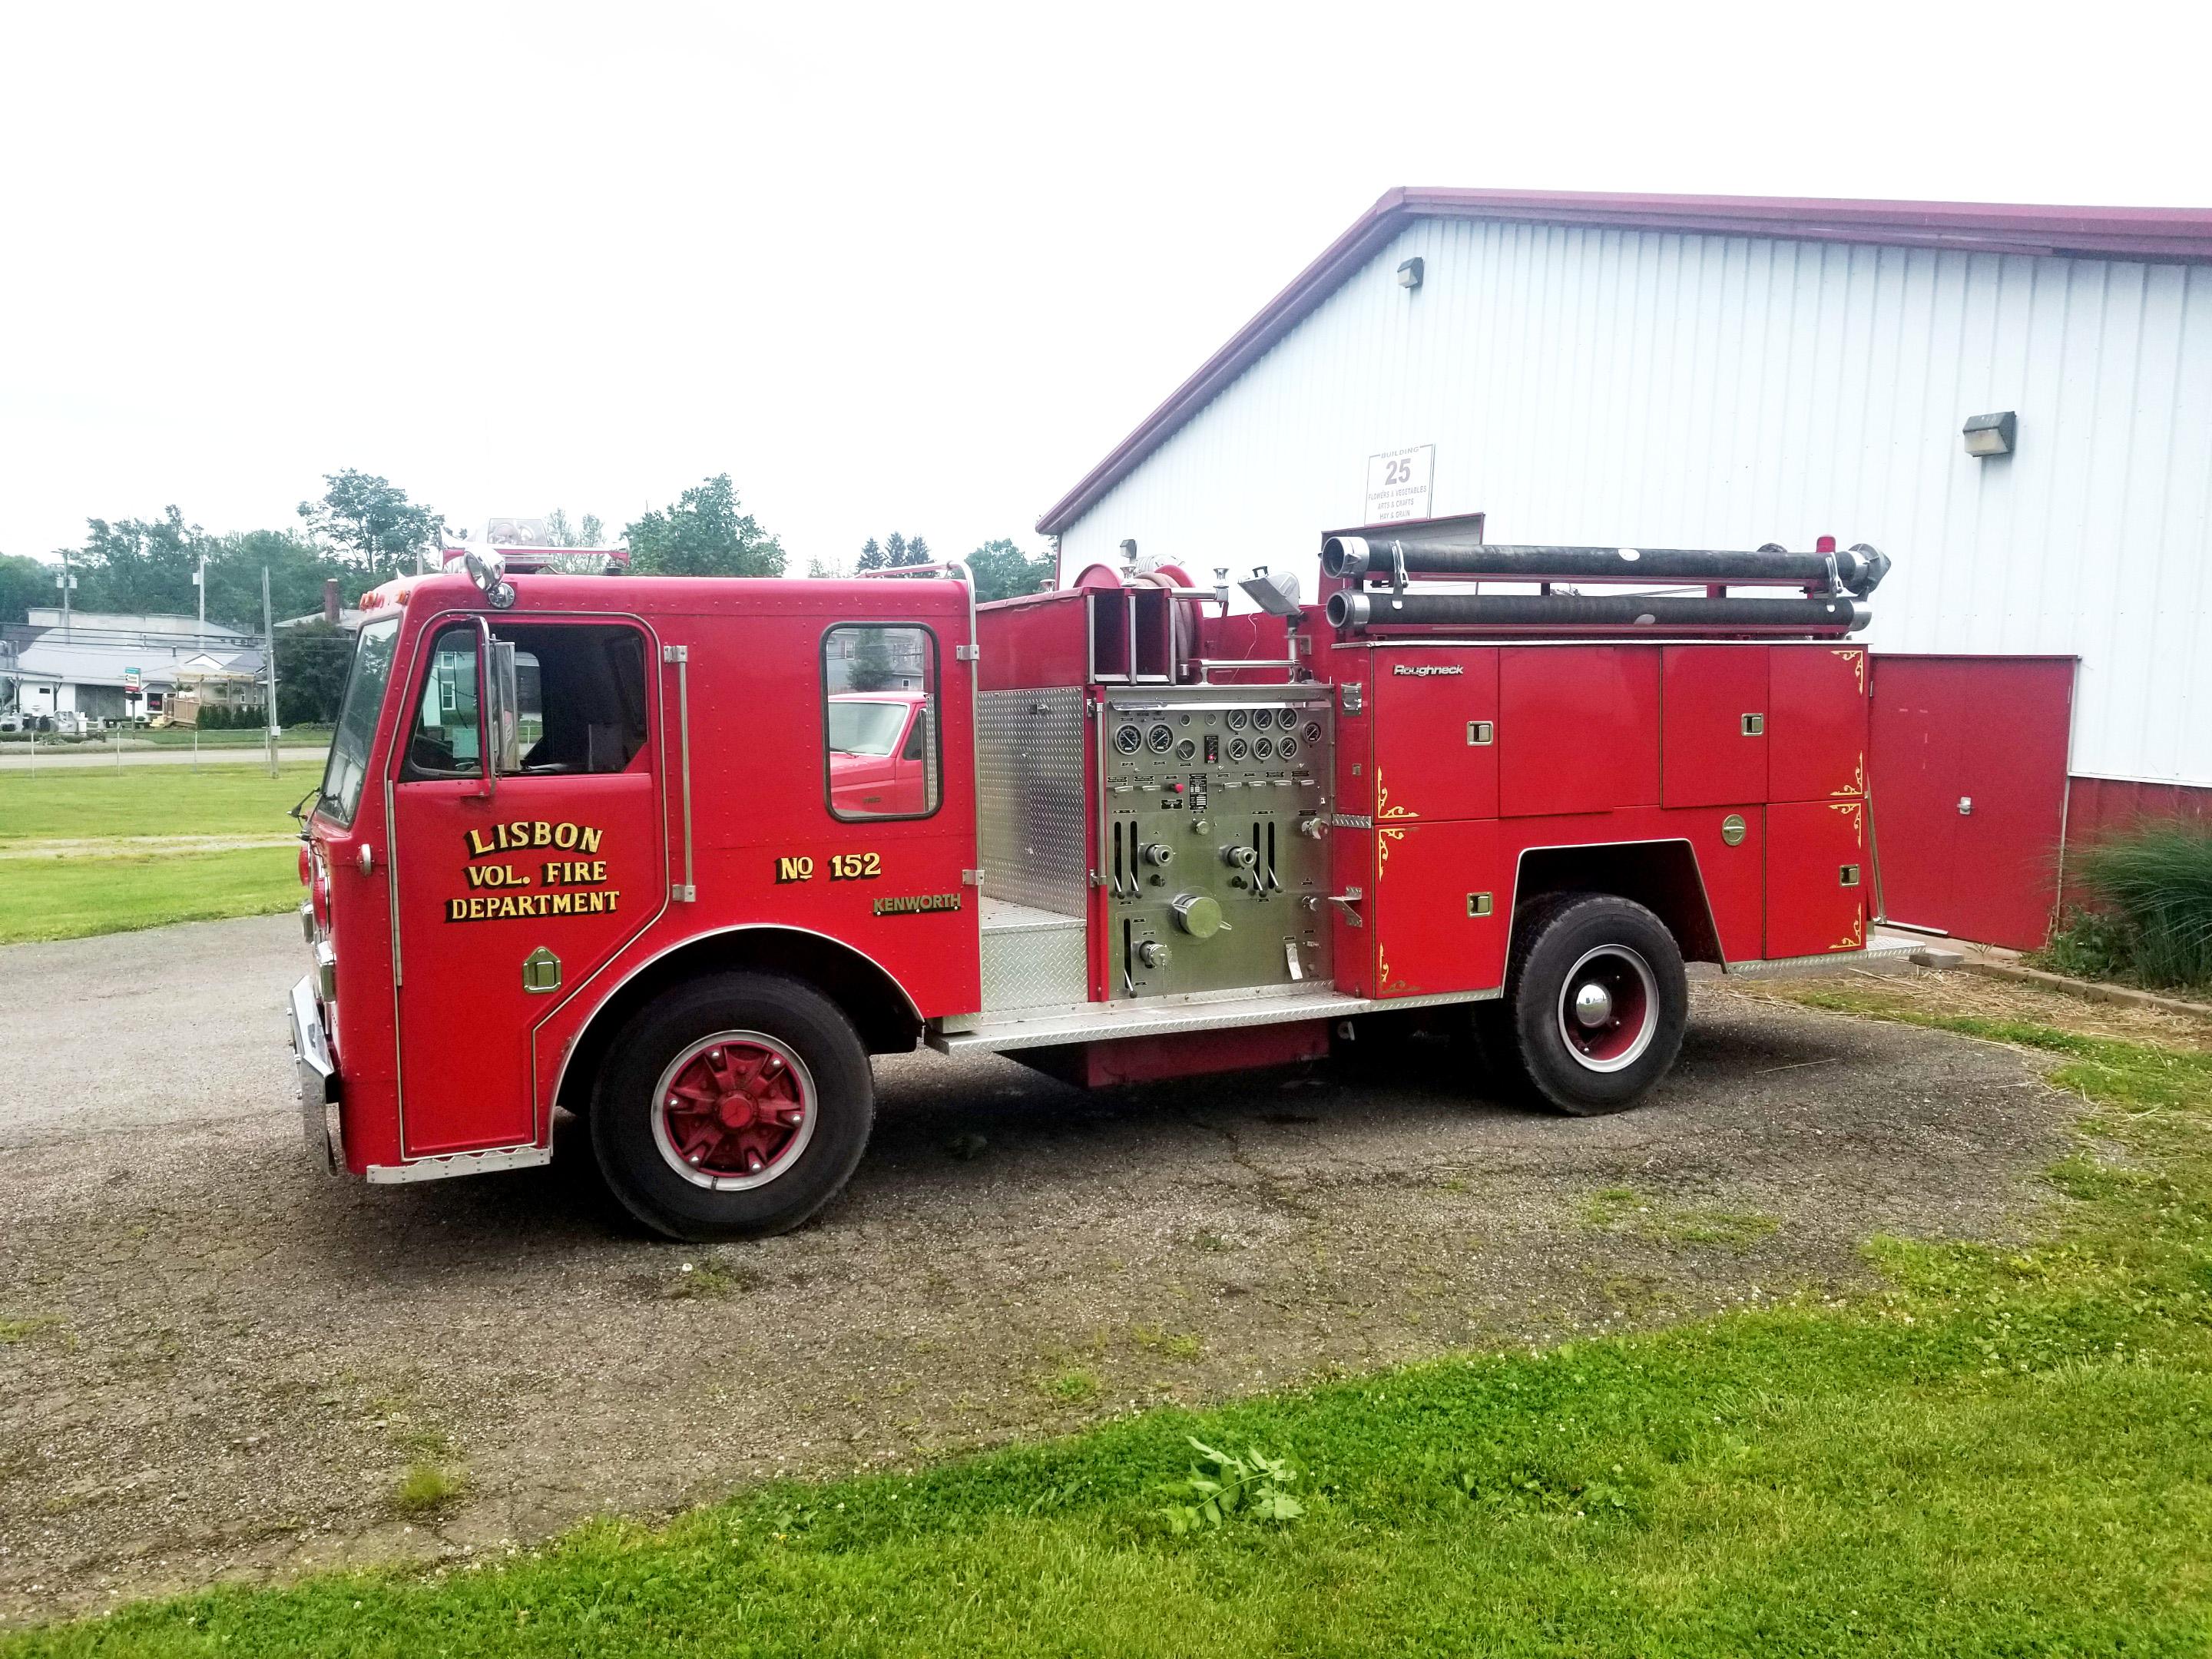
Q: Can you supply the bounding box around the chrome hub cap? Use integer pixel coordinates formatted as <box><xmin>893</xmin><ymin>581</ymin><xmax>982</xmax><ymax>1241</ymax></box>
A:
<box><xmin>1556</xmin><ymin>946</ymin><xmax>1659</xmax><ymax>1074</ymax></box>
<box><xmin>651</xmin><ymin>1031</ymin><xmax>817</xmax><ymax>1190</ymax></box>
<box><xmin>1571</xmin><ymin>981</ymin><xmax>1614</xmax><ymax>1028</ymax></box>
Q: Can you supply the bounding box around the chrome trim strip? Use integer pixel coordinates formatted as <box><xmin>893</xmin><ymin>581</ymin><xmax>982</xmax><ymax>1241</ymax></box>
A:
<box><xmin>667</xmin><ymin>644</ymin><xmax>695</xmax><ymax>902</ymax></box>
<box><xmin>1724</xmin><ymin>940</ymin><xmax>1919</xmax><ymax>978</ymax></box>
<box><xmin>364</xmin><ymin>1144</ymin><xmax>555</xmax><ymax>1184</ymax></box>
<box><xmin>1332</xmin><ymin>813</ymin><xmax>1375</xmax><ymax>829</ymax></box>
<box><xmin>929</xmin><ymin>982</ymin><xmax>1499</xmax><ymax>1055</ymax></box>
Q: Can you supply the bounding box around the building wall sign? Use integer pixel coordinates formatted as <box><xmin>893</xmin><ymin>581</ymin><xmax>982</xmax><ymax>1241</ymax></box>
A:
<box><xmin>1364</xmin><ymin>445</ymin><xmax>1434</xmax><ymax>524</ymax></box>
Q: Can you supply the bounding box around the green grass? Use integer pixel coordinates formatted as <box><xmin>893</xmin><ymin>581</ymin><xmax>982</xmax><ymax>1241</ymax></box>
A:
<box><xmin>0</xmin><ymin>765</ymin><xmax>320</xmax><ymax>942</ymax></box>
<box><xmin>0</xmin><ymin>763</ymin><xmax>322</xmax><ymax>841</ymax></box>
<box><xmin>134</xmin><ymin>724</ymin><xmax>333</xmax><ymax>748</ymax></box>
<box><xmin>390</xmin><ymin>1463</ymin><xmax>466</xmax><ymax>1518</ymax></box>
<box><xmin>12</xmin><ymin>1001</ymin><xmax>2212</xmax><ymax>1655</ymax></box>
<box><xmin>0</xmin><ymin>847</ymin><xmax>301</xmax><ymax>944</ymax></box>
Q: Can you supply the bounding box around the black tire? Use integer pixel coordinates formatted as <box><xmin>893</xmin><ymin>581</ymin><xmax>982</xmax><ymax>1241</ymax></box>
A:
<box><xmin>590</xmin><ymin>972</ymin><xmax>874</xmax><ymax>1240</ymax></box>
<box><xmin>1488</xmin><ymin>893</ymin><xmax>1687</xmax><ymax>1116</ymax></box>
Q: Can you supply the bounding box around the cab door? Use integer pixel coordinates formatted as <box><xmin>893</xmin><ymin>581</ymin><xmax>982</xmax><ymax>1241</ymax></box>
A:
<box><xmin>387</xmin><ymin>615</ymin><xmax>665</xmax><ymax>1158</ymax></box>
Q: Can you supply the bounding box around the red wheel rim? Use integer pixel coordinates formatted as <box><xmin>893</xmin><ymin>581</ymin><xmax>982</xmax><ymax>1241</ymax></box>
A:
<box><xmin>1555</xmin><ymin>945</ymin><xmax>1659</xmax><ymax>1073</ymax></box>
<box><xmin>651</xmin><ymin>1031</ymin><xmax>816</xmax><ymax>1190</ymax></box>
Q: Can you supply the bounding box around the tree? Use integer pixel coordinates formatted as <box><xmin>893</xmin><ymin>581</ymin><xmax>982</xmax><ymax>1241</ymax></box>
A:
<box><xmin>856</xmin><ymin>531</ymin><xmax>930</xmax><ymax>571</ymax></box>
<box><xmin>964</xmin><ymin>538</ymin><xmax>1055</xmax><ymax>602</ymax></box>
<box><xmin>847</xmin><ymin>628</ymin><xmax>895</xmax><ymax>691</ymax></box>
<box><xmin>0</xmin><ymin>553</ymin><xmax>50</xmax><ymax>628</ymax></box>
<box><xmin>68</xmin><ymin>507</ymin><xmax>214</xmax><ymax>616</ymax></box>
<box><xmin>543</xmin><ymin>508</ymin><xmax>608</xmax><ymax>548</ymax></box>
<box><xmin>275</xmin><ymin>621</ymin><xmax>357</xmax><ymax>724</ymax></box>
<box><xmin>624</xmin><ymin>475</ymin><xmax>785</xmax><ymax>578</ymax></box>
<box><xmin>298</xmin><ymin>470</ymin><xmax>444</xmax><ymax>581</ymax></box>
<box><xmin>205</xmin><ymin>528</ymin><xmax>353</xmax><ymax>627</ymax></box>
<box><xmin>48</xmin><ymin>511</ymin><xmax>353</xmax><ymax>631</ymax></box>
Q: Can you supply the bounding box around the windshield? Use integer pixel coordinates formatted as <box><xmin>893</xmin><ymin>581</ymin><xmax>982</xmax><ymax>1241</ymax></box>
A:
<box><xmin>826</xmin><ymin>700</ymin><xmax>909</xmax><ymax>758</ymax></box>
<box><xmin>317</xmin><ymin>618</ymin><xmax>399</xmax><ymax>826</ymax></box>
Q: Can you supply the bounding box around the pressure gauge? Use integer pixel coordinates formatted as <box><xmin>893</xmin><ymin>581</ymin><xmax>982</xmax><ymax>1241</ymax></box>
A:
<box><xmin>1114</xmin><ymin>725</ymin><xmax>1142</xmax><ymax>754</ymax></box>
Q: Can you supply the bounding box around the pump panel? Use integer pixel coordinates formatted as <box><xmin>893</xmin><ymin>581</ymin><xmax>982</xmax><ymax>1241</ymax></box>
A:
<box><xmin>1101</xmin><ymin>692</ymin><xmax>1333</xmax><ymax>998</ymax></box>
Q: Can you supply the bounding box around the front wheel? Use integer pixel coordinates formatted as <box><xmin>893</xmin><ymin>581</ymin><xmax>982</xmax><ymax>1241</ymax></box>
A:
<box><xmin>591</xmin><ymin>972</ymin><xmax>874</xmax><ymax>1240</ymax></box>
<box><xmin>1482</xmin><ymin>894</ymin><xmax>1688</xmax><ymax>1116</ymax></box>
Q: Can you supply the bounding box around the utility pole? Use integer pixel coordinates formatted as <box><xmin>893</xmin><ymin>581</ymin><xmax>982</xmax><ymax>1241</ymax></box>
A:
<box><xmin>55</xmin><ymin>553</ymin><xmax>75</xmax><ymax>639</ymax></box>
<box><xmin>193</xmin><ymin>553</ymin><xmax>207</xmax><ymax>638</ymax></box>
<box><xmin>261</xmin><ymin>565</ymin><xmax>280</xmax><ymax>779</ymax></box>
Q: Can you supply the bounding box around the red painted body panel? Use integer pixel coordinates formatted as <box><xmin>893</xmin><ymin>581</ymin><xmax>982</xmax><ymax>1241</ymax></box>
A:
<box><xmin>975</xmin><ymin>590</ymin><xmax>1089</xmax><ymax>692</ymax></box>
<box><xmin>1766</xmin><ymin>800</ymin><xmax>1869</xmax><ymax>957</ymax></box>
<box><xmin>394</xmin><ymin>767</ymin><xmax>664</xmax><ymax>1154</ymax></box>
<box><xmin>1498</xmin><ymin>646</ymin><xmax>1661</xmax><ymax>817</ymax></box>
<box><xmin>1869</xmin><ymin>655</ymin><xmax>2074</xmax><ymax>949</ymax></box>
<box><xmin>1040</xmin><ymin>1021</ymin><xmax>1330</xmax><ymax>1088</ymax></box>
<box><xmin>1373</xmin><ymin>647</ymin><xmax>1499</xmax><ymax>821</ymax></box>
<box><xmin>1769</xmin><ymin>645</ymin><xmax>1868</xmax><ymax>802</ymax></box>
<box><xmin>1330</xmin><ymin>826</ymin><xmax>1379</xmax><ymax>995</ymax></box>
<box><xmin>1373</xmin><ymin>820</ymin><xmax>1504</xmax><ymax>995</ymax></box>
<box><xmin>1661</xmin><ymin>644</ymin><xmax>1767</xmax><ymax>808</ymax></box>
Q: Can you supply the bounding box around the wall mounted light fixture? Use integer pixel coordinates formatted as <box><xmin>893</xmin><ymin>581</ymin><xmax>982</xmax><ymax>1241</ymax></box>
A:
<box><xmin>1962</xmin><ymin>410</ymin><xmax>2017</xmax><ymax>459</ymax></box>
<box><xmin>1397</xmin><ymin>257</ymin><xmax>1424</xmax><ymax>290</ymax></box>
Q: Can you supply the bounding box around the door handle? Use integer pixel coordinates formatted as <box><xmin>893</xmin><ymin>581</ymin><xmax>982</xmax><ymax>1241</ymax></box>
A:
<box><xmin>1957</xmin><ymin>796</ymin><xmax>1973</xmax><ymax>816</ymax></box>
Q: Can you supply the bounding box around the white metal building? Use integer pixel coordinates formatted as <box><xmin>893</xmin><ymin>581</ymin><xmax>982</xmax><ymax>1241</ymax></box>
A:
<box><xmin>1038</xmin><ymin>190</ymin><xmax>2212</xmax><ymax>806</ymax></box>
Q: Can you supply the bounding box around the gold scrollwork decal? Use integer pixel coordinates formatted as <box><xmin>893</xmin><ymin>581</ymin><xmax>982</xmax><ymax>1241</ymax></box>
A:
<box><xmin>1375</xmin><ymin>770</ymin><xmax>1419</xmax><ymax>873</ymax></box>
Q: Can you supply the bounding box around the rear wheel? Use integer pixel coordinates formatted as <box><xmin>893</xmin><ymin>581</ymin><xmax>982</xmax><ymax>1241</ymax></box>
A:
<box><xmin>591</xmin><ymin>972</ymin><xmax>874</xmax><ymax>1240</ymax></box>
<box><xmin>1481</xmin><ymin>893</ymin><xmax>1687</xmax><ymax>1116</ymax></box>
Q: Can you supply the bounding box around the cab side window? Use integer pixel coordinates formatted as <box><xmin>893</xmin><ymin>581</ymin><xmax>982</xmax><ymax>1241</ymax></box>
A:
<box><xmin>404</xmin><ymin>622</ymin><xmax>649</xmax><ymax>780</ymax></box>
<box><xmin>823</xmin><ymin>624</ymin><xmax>939</xmax><ymax>820</ymax></box>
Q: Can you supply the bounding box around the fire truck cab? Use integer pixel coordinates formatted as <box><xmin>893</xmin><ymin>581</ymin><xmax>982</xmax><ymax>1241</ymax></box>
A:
<box><xmin>292</xmin><ymin>519</ymin><xmax>1889</xmax><ymax>1240</ymax></box>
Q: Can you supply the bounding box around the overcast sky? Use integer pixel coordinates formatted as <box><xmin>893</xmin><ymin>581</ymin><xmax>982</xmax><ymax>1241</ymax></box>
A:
<box><xmin>1</xmin><ymin>1</ymin><xmax>2201</xmax><ymax>574</ymax></box>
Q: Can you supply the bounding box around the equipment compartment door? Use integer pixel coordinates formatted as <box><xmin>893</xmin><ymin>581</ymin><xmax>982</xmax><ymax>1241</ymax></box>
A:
<box><xmin>1661</xmin><ymin>645</ymin><xmax>1767</xmax><ymax>808</ymax></box>
<box><xmin>389</xmin><ymin>619</ymin><xmax>664</xmax><ymax>1157</ymax></box>
<box><xmin>1867</xmin><ymin>654</ymin><xmax>2073</xmax><ymax>949</ymax></box>
<box><xmin>1370</xmin><ymin>820</ymin><xmax>1505</xmax><ymax>998</ymax></box>
<box><xmin>1372</xmin><ymin>646</ymin><xmax>1498</xmax><ymax>821</ymax></box>
<box><xmin>1768</xmin><ymin>645</ymin><xmax>1869</xmax><ymax>802</ymax></box>
<box><xmin>1498</xmin><ymin>646</ymin><xmax>1661</xmax><ymax>817</ymax></box>
<box><xmin>1765</xmin><ymin>799</ymin><xmax>1868</xmax><ymax>959</ymax></box>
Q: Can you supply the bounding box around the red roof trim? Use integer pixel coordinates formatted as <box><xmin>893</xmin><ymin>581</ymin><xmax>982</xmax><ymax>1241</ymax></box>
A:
<box><xmin>1036</xmin><ymin>186</ymin><xmax>2212</xmax><ymax>535</ymax></box>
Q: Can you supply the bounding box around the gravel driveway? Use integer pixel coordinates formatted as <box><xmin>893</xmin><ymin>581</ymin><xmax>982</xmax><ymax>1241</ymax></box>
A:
<box><xmin>0</xmin><ymin>915</ymin><xmax>2076</xmax><ymax>1625</ymax></box>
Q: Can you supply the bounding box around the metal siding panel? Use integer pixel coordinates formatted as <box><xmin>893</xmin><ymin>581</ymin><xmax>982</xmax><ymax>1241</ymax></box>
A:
<box><xmin>1057</xmin><ymin>225</ymin><xmax>2211</xmax><ymax>785</ymax></box>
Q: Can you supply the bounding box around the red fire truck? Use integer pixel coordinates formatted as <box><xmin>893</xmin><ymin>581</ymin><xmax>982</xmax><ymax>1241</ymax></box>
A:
<box><xmin>290</xmin><ymin>515</ymin><xmax>1890</xmax><ymax>1240</ymax></box>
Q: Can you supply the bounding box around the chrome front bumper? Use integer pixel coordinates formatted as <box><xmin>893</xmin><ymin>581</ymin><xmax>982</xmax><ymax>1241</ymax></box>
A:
<box><xmin>288</xmin><ymin>975</ymin><xmax>343</xmax><ymax>1173</ymax></box>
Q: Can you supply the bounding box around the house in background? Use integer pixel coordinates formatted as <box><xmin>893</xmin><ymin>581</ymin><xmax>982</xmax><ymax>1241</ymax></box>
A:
<box><xmin>2</xmin><ymin>608</ymin><xmax>260</xmax><ymax>724</ymax></box>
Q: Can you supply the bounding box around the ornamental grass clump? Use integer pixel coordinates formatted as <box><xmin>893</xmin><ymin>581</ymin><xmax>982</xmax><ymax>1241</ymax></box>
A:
<box><xmin>2068</xmin><ymin>823</ymin><xmax>2212</xmax><ymax>988</ymax></box>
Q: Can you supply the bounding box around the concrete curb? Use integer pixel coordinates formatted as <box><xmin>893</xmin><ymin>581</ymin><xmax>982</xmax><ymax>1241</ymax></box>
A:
<box><xmin>1961</xmin><ymin>956</ymin><xmax>2212</xmax><ymax>1020</ymax></box>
